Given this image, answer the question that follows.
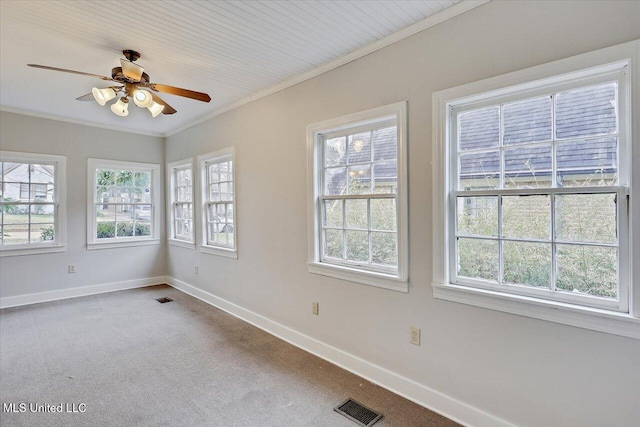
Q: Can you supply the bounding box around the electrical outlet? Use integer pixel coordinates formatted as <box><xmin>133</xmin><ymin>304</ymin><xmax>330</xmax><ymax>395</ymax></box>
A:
<box><xmin>194</xmin><ymin>265</ymin><xmax>198</xmax><ymax>275</ymax></box>
<box><xmin>312</xmin><ymin>302</ymin><xmax>319</xmax><ymax>315</ymax></box>
<box><xmin>409</xmin><ymin>326</ymin><xmax>420</xmax><ymax>346</ymax></box>
<box><xmin>68</xmin><ymin>265</ymin><xmax>76</xmax><ymax>274</ymax></box>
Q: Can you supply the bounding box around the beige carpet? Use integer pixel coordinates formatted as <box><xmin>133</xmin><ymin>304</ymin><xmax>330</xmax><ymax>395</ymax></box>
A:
<box><xmin>0</xmin><ymin>285</ymin><xmax>458</xmax><ymax>426</ymax></box>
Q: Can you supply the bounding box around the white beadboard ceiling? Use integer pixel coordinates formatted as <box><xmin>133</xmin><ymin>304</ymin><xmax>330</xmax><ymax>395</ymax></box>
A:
<box><xmin>0</xmin><ymin>0</ymin><xmax>480</xmax><ymax>137</ymax></box>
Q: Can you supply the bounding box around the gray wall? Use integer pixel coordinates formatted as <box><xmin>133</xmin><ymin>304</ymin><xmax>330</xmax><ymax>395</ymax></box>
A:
<box><xmin>0</xmin><ymin>112</ymin><xmax>166</xmax><ymax>297</ymax></box>
<box><xmin>166</xmin><ymin>2</ymin><xmax>640</xmax><ymax>427</ymax></box>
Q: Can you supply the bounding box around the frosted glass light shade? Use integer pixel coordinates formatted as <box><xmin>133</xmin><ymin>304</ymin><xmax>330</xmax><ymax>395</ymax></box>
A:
<box><xmin>110</xmin><ymin>97</ymin><xmax>129</xmax><ymax>117</ymax></box>
<box><xmin>147</xmin><ymin>101</ymin><xmax>164</xmax><ymax>117</ymax></box>
<box><xmin>133</xmin><ymin>90</ymin><xmax>152</xmax><ymax>108</ymax></box>
<box><xmin>92</xmin><ymin>87</ymin><xmax>116</xmax><ymax>106</ymax></box>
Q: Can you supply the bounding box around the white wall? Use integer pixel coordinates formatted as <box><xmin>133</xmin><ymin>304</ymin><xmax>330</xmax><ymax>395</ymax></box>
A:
<box><xmin>166</xmin><ymin>2</ymin><xmax>640</xmax><ymax>427</ymax></box>
<box><xmin>0</xmin><ymin>112</ymin><xmax>166</xmax><ymax>299</ymax></box>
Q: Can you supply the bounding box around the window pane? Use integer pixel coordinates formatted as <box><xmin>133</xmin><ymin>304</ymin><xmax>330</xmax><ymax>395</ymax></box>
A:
<box><xmin>4</xmin><ymin>163</ymin><xmax>28</xmax><ymax>182</ymax></box>
<box><xmin>134</xmin><ymin>171</ymin><xmax>150</xmax><ymax>188</ymax></box>
<box><xmin>504</xmin><ymin>145</ymin><xmax>552</xmax><ymax>188</ymax></box>
<box><xmin>135</xmin><ymin>205</ymin><xmax>152</xmax><ymax>222</ymax></box>
<box><xmin>458</xmin><ymin>106</ymin><xmax>499</xmax><ymax>151</ymax></box>
<box><xmin>556</xmin><ymin>244</ymin><xmax>617</xmax><ymax>299</ymax></box>
<box><xmin>208</xmin><ymin>164</ymin><xmax>219</xmax><ymax>183</ymax></box>
<box><xmin>459</xmin><ymin>150</ymin><xmax>499</xmax><ymax>190</ymax></box>
<box><xmin>324</xmin><ymin>167</ymin><xmax>346</xmax><ymax>195</ymax></box>
<box><xmin>457</xmin><ymin>238</ymin><xmax>498</xmax><ymax>282</ymax></box>
<box><xmin>555</xmin><ymin>193</ymin><xmax>616</xmax><ymax>244</ymax></box>
<box><xmin>372</xmin><ymin>232</ymin><xmax>397</xmax><ymax>266</ymax></box>
<box><xmin>31</xmin><ymin>164</ymin><xmax>55</xmax><ymax>184</ymax></box>
<box><xmin>116</xmin><ymin>221</ymin><xmax>134</xmax><ymax>237</ymax></box>
<box><xmin>503</xmin><ymin>241</ymin><xmax>551</xmax><ymax>288</ymax></box>
<box><xmin>116</xmin><ymin>171</ymin><xmax>133</xmax><ymax>186</ymax></box>
<box><xmin>556</xmin><ymin>82</ymin><xmax>617</xmax><ymax>139</ymax></box>
<box><xmin>118</xmin><ymin>205</ymin><xmax>134</xmax><ymax>222</ymax></box>
<box><xmin>345</xmin><ymin>230</ymin><xmax>369</xmax><ymax>262</ymax></box>
<box><xmin>556</xmin><ymin>138</ymin><xmax>617</xmax><ymax>187</ymax></box>
<box><xmin>457</xmin><ymin>196</ymin><xmax>498</xmax><ymax>237</ymax></box>
<box><xmin>324</xmin><ymin>229</ymin><xmax>344</xmax><ymax>259</ymax></box>
<box><xmin>347</xmin><ymin>165</ymin><xmax>371</xmax><ymax>194</ymax></box>
<box><xmin>33</xmin><ymin>223</ymin><xmax>55</xmax><ymax>242</ymax></box>
<box><xmin>135</xmin><ymin>222</ymin><xmax>151</xmax><ymax>237</ymax></box>
<box><xmin>502</xmin><ymin>195</ymin><xmax>550</xmax><ymax>240</ymax></box>
<box><xmin>371</xmin><ymin>199</ymin><xmax>396</xmax><ymax>231</ymax></box>
<box><xmin>226</xmin><ymin>203</ymin><xmax>234</xmax><ymax>222</ymax></box>
<box><xmin>372</xmin><ymin>127</ymin><xmax>397</xmax><ymax>161</ymax></box>
<box><xmin>345</xmin><ymin>199</ymin><xmax>367</xmax><ymax>229</ymax></box>
<box><xmin>373</xmin><ymin>162</ymin><xmax>397</xmax><ymax>194</ymax></box>
<box><xmin>325</xmin><ymin>136</ymin><xmax>346</xmax><ymax>166</ymax></box>
<box><xmin>209</xmin><ymin>183</ymin><xmax>220</xmax><ymax>201</ymax></box>
<box><xmin>503</xmin><ymin>96</ymin><xmax>552</xmax><ymax>145</ymax></box>
<box><xmin>30</xmin><ymin>204</ymin><xmax>54</xmax><ymax>223</ymax></box>
<box><xmin>96</xmin><ymin>220</ymin><xmax>115</xmax><ymax>239</ymax></box>
<box><xmin>3</xmin><ymin>223</ymin><xmax>29</xmax><ymax>245</ymax></box>
<box><xmin>323</xmin><ymin>199</ymin><xmax>343</xmax><ymax>228</ymax></box>
<box><xmin>347</xmin><ymin>132</ymin><xmax>371</xmax><ymax>164</ymax></box>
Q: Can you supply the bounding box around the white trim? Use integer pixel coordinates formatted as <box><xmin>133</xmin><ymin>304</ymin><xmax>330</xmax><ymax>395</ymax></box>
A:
<box><xmin>432</xmin><ymin>40</ymin><xmax>640</xmax><ymax>336</ymax></box>
<box><xmin>433</xmin><ymin>282</ymin><xmax>640</xmax><ymax>339</ymax></box>
<box><xmin>167</xmin><ymin>158</ymin><xmax>195</xmax><ymax>244</ymax></box>
<box><xmin>199</xmin><ymin>244</ymin><xmax>238</xmax><ymax>259</ymax></box>
<box><xmin>0</xmin><ymin>151</ymin><xmax>67</xmax><ymax>255</ymax></box>
<box><xmin>0</xmin><ymin>276</ymin><xmax>166</xmax><ymax>309</ymax></box>
<box><xmin>0</xmin><ymin>106</ymin><xmax>164</xmax><ymax>138</ymax></box>
<box><xmin>198</xmin><ymin>147</ymin><xmax>237</xmax><ymax>256</ymax></box>
<box><xmin>307</xmin><ymin>102</ymin><xmax>408</xmax><ymax>291</ymax></box>
<box><xmin>164</xmin><ymin>1</ymin><xmax>489</xmax><ymax>137</ymax></box>
<box><xmin>168</xmin><ymin>238</ymin><xmax>196</xmax><ymax>250</ymax></box>
<box><xmin>87</xmin><ymin>158</ymin><xmax>161</xmax><ymax>247</ymax></box>
<box><xmin>167</xmin><ymin>276</ymin><xmax>512</xmax><ymax>427</ymax></box>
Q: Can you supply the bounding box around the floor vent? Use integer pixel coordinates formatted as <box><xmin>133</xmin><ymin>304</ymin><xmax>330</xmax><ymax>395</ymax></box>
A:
<box><xmin>334</xmin><ymin>398</ymin><xmax>383</xmax><ymax>427</ymax></box>
<box><xmin>155</xmin><ymin>297</ymin><xmax>173</xmax><ymax>304</ymax></box>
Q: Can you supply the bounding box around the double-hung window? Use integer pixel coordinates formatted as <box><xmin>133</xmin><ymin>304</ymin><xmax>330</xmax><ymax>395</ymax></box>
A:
<box><xmin>199</xmin><ymin>148</ymin><xmax>237</xmax><ymax>258</ymax></box>
<box><xmin>0</xmin><ymin>151</ymin><xmax>66</xmax><ymax>256</ymax></box>
<box><xmin>433</xmin><ymin>43</ymin><xmax>639</xmax><ymax>338</ymax></box>
<box><xmin>87</xmin><ymin>159</ymin><xmax>160</xmax><ymax>248</ymax></box>
<box><xmin>307</xmin><ymin>102</ymin><xmax>408</xmax><ymax>291</ymax></box>
<box><xmin>168</xmin><ymin>159</ymin><xmax>194</xmax><ymax>247</ymax></box>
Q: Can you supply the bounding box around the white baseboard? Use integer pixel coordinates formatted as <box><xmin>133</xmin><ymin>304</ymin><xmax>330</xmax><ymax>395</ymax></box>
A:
<box><xmin>167</xmin><ymin>276</ymin><xmax>514</xmax><ymax>427</ymax></box>
<box><xmin>0</xmin><ymin>276</ymin><xmax>167</xmax><ymax>309</ymax></box>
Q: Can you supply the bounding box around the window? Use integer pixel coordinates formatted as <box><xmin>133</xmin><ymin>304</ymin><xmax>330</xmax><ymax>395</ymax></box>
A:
<box><xmin>168</xmin><ymin>159</ymin><xmax>194</xmax><ymax>247</ymax></box>
<box><xmin>0</xmin><ymin>151</ymin><xmax>66</xmax><ymax>256</ymax></box>
<box><xmin>433</xmin><ymin>42</ymin><xmax>639</xmax><ymax>338</ymax></box>
<box><xmin>199</xmin><ymin>148</ymin><xmax>237</xmax><ymax>258</ymax></box>
<box><xmin>307</xmin><ymin>102</ymin><xmax>408</xmax><ymax>291</ymax></box>
<box><xmin>87</xmin><ymin>159</ymin><xmax>160</xmax><ymax>249</ymax></box>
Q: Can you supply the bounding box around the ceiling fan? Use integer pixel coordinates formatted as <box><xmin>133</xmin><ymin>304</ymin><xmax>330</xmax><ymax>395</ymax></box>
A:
<box><xmin>27</xmin><ymin>49</ymin><xmax>211</xmax><ymax>118</ymax></box>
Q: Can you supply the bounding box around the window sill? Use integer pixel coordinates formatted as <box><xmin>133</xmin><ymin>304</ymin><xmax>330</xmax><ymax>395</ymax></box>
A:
<box><xmin>87</xmin><ymin>238</ymin><xmax>160</xmax><ymax>250</ymax></box>
<box><xmin>0</xmin><ymin>244</ymin><xmax>66</xmax><ymax>257</ymax></box>
<box><xmin>308</xmin><ymin>262</ymin><xmax>408</xmax><ymax>292</ymax></box>
<box><xmin>199</xmin><ymin>245</ymin><xmax>238</xmax><ymax>259</ymax></box>
<box><xmin>432</xmin><ymin>282</ymin><xmax>640</xmax><ymax>339</ymax></box>
<box><xmin>168</xmin><ymin>239</ymin><xmax>196</xmax><ymax>250</ymax></box>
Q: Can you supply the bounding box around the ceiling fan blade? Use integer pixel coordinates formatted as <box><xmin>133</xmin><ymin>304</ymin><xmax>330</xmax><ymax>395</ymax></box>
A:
<box><xmin>148</xmin><ymin>83</ymin><xmax>211</xmax><ymax>103</ymax></box>
<box><xmin>75</xmin><ymin>92</ymin><xmax>95</xmax><ymax>101</ymax></box>
<box><xmin>150</xmin><ymin>92</ymin><xmax>177</xmax><ymax>115</ymax></box>
<box><xmin>27</xmin><ymin>64</ymin><xmax>114</xmax><ymax>81</ymax></box>
<box><xmin>120</xmin><ymin>59</ymin><xmax>144</xmax><ymax>81</ymax></box>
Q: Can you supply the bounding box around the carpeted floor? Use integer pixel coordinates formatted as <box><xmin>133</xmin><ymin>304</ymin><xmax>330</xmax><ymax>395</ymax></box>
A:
<box><xmin>0</xmin><ymin>285</ymin><xmax>459</xmax><ymax>426</ymax></box>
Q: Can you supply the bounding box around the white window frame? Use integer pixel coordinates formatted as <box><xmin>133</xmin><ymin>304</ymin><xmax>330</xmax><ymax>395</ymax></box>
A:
<box><xmin>432</xmin><ymin>41</ymin><xmax>640</xmax><ymax>339</ymax></box>
<box><xmin>307</xmin><ymin>102</ymin><xmax>408</xmax><ymax>292</ymax></box>
<box><xmin>87</xmin><ymin>158</ymin><xmax>161</xmax><ymax>249</ymax></box>
<box><xmin>167</xmin><ymin>158</ymin><xmax>195</xmax><ymax>249</ymax></box>
<box><xmin>198</xmin><ymin>147</ymin><xmax>237</xmax><ymax>259</ymax></box>
<box><xmin>0</xmin><ymin>151</ymin><xmax>66</xmax><ymax>257</ymax></box>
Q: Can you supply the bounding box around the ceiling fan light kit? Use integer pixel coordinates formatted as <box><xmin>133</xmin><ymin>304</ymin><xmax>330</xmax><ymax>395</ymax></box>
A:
<box><xmin>110</xmin><ymin>97</ymin><xmax>129</xmax><ymax>117</ymax></box>
<box><xmin>27</xmin><ymin>49</ymin><xmax>211</xmax><ymax>119</ymax></box>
